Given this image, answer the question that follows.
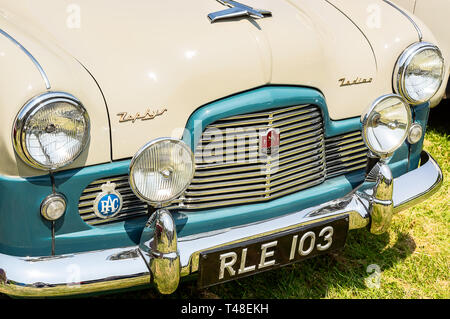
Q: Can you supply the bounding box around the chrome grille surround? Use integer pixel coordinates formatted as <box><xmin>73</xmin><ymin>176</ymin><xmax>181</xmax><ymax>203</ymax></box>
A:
<box><xmin>181</xmin><ymin>104</ymin><xmax>327</xmax><ymax>209</ymax></box>
<box><xmin>78</xmin><ymin>104</ymin><xmax>368</xmax><ymax>225</ymax></box>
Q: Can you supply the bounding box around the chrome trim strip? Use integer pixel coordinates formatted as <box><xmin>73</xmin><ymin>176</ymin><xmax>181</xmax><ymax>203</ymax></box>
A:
<box><xmin>0</xmin><ymin>28</ymin><xmax>51</xmax><ymax>89</ymax></box>
<box><xmin>382</xmin><ymin>0</ymin><xmax>422</xmax><ymax>41</ymax></box>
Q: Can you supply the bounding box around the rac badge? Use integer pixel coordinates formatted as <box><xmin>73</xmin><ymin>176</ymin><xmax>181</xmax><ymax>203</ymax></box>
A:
<box><xmin>260</xmin><ymin>128</ymin><xmax>280</xmax><ymax>156</ymax></box>
<box><xmin>93</xmin><ymin>181</ymin><xmax>123</xmax><ymax>219</ymax></box>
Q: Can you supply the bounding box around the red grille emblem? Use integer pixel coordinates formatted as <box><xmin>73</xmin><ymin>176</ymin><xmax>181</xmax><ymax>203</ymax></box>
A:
<box><xmin>260</xmin><ymin>128</ymin><xmax>280</xmax><ymax>156</ymax></box>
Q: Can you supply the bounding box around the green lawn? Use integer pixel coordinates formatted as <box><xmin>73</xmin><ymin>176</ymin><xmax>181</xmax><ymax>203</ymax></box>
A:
<box><xmin>109</xmin><ymin>99</ymin><xmax>449</xmax><ymax>300</ymax></box>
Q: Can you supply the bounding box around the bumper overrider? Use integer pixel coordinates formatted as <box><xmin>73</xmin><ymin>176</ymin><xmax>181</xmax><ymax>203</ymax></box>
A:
<box><xmin>0</xmin><ymin>151</ymin><xmax>442</xmax><ymax>297</ymax></box>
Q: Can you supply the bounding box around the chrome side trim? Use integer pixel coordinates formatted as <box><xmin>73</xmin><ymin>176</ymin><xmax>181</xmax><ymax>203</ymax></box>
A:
<box><xmin>0</xmin><ymin>28</ymin><xmax>51</xmax><ymax>89</ymax></box>
<box><xmin>383</xmin><ymin>0</ymin><xmax>422</xmax><ymax>41</ymax></box>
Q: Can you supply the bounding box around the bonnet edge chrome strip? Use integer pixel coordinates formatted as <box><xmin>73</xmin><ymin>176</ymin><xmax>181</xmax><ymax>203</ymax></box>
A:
<box><xmin>383</xmin><ymin>0</ymin><xmax>423</xmax><ymax>42</ymax></box>
<box><xmin>0</xmin><ymin>28</ymin><xmax>51</xmax><ymax>89</ymax></box>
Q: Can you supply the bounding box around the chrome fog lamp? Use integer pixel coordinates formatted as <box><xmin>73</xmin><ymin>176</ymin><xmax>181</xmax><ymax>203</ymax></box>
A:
<box><xmin>394</xmin><ymin>42</ymin><xmax>445</xmax><ymax>104</ymax></box>
<box><xmin>13</xmin><ymin>92</ymin><xmax>90</xmax><ymax>170</ymax></box>
<box><xmin>40</xmin><ymin>193</ymin><xmax>67</xmax><ymax>221</ymax></box>
<box><xmin>129</xmin><ymin>138</ymin><xmax>195</xmax><ymax>206</ymax></box>
<box><xmin>361</xmin><ymin>94</ymin><xmax>412</xmax><ymax>158</ymax></box>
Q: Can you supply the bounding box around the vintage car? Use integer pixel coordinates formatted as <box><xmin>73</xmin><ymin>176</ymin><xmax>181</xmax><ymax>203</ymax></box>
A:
<box><xmin>391</xmin><ymin>0</ymin><xmax>450</xmax><ymax>104</ymax></box>
<box><xmin>0</xmin><ymin>0</ymin><xmax>446</xmax><ymax>297</ymax></box>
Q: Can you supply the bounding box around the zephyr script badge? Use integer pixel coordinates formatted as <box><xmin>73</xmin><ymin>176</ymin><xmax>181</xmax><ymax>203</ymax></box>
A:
<box><xmin>208</xmin><ymin>0</ymin><xmax>272</xmax><ymax>23</ymax></box>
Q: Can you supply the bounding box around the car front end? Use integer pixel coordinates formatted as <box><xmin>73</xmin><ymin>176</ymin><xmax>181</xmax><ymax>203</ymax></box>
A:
<box><xmin>0</xmin><ymin>0</ymin><xmax>445</xmax><ymax>297</ymax></box>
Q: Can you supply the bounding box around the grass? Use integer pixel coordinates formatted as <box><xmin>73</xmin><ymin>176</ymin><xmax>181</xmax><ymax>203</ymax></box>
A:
<box><xmin>105</xmin><ymin>99</ymin><xmax>449</xmax><ymax>300</ymax></box>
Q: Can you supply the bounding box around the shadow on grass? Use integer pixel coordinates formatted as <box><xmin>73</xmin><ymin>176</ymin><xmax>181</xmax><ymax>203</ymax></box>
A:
<box><xmin>428</xmin><ymin>99</ymin><xmax>449</xmax><ymax>134</ymax></box>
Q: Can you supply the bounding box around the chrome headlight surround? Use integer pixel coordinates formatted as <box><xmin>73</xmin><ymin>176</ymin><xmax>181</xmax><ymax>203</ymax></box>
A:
<box><xmin>393</xmin><ymin>42</ymin><xmax>445</xmax><ymax>105</ymax></box>
<box><xmin>129</xmin><ymin>138</ymin><xmax>195</xmax><ymax>206</ymax></box>
<box><xmin>12</xmin><ymin>92</ymin><xmax>90</xmax><ymax>170</ymax></box>
<box><xmin>361</xmin><ymin>94</ymin><xmax>412</xmax><ymax>158</ymax></box>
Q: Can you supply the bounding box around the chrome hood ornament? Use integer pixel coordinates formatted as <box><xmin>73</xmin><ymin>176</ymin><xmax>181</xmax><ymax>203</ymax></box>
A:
<box><xmin>208</xmin><ymin>0</ymin><xmax>272</xmax><ymax>23</ymax></box>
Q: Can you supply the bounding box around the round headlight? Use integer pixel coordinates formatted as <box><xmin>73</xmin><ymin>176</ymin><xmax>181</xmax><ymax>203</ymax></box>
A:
<box><xmin>129</xmin><ymin>138</ymin><xmax>195</xmax><ymax>205</ymax></box>
<box><xmin>13</xmin><ymin>92</ymin><xmax>90</xmax><ymax>170</ymax></box>
<box><xmin>394</xmin><ymin>42</ymin><xmax>445</xmax><ymax>104</ymax></box>
<box><xmin>361</xmin><ymin>94</ymin><xmax>412</xmax><ymax>157</ymax></box>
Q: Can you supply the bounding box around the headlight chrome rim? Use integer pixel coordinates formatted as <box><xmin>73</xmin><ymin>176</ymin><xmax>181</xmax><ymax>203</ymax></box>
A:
<box><xmin>393</xmin><ymin>41</ymin><xmax>445</xmax><ymax>105</ymax></box>
<box><xmin>12</xmin><ymin>92</ymin><xmax>90</xmax><ymax>170</ymax></box>
<box><xmin>129</xmin><ymin>138</ymin><xmax>195</xmax><ymax>206</ymax></box>
<box><xmin>361</xmin><ymin>94</ymin><xmax>412</xmax><ymax>158</ymax></box>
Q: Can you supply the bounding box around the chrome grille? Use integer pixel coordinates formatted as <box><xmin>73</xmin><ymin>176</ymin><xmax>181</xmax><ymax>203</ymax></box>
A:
<box><xmin>78</xmin><ymin>104</ymin><xmax>368</xmax><ymax>225</ymax></box>
<box><xmin>325</xmin><ymin>131</ymin><xmax>368</xmax><ymax>178</ymax></box>
<box><xmin>181</xmin><ymin>104</ymin><xmax>326</xmax><ymax>209</ymax></box>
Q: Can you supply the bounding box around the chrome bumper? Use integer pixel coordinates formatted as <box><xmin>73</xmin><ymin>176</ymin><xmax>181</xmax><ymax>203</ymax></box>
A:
<box><xmin>0</xmin><ymin>151</ymin><xmax>442</xmax><ymax>297</ymax></box>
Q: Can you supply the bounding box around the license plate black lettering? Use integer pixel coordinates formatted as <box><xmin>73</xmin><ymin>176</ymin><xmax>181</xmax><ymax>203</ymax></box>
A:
<box><xmin>198</xmin><ymin>215</ymin><xmax>349</xmax><ymax>288</ymax></box>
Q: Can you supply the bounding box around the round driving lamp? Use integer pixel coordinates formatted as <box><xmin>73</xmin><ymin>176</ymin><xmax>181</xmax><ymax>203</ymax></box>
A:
<box><xmin>408</xmin><ymin>123</ymin><xmax>424</xmax><ymax>144</ymax></box>
<box><xmin>13</xmin><ymin>92</ymin><xmax>90</xmax><ymax>170</ymax></box>
<box><xmin>394</xmin><ymin>42</ymin><xmax>445</xmax><ymax>104</ymax></box>
<box><xmin>129</xmin><ymin>138</ymin><xmax>195</xmax><ymax>206</ymax></box>
<box><xmin>361</xmin><ymin>94</ymin><xmax>412</xmax><ymax>158</ymax></box>
<box><xmin>40</xmin><ymin>193</ymin><xmax>67</xmax><ymax>221</ymax></box>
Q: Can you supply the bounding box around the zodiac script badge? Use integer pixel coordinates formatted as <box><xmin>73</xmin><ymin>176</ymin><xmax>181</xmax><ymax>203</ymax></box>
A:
<box><xmin>93</xmin><ymin>181</ymin><xmax>123</xmax><ymax>219</ymax></box>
